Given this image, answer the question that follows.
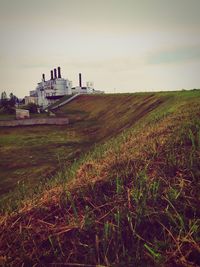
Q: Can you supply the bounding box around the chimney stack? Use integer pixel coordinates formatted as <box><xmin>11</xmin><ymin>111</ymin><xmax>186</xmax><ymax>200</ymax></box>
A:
<box><xmin>79</xmin><ymin>73</ymin><xmax>82</xmax><ymax>88</ymax></box>
<box><xmin>51</xmin><ymin>70</ymin><xmax>53</xmax><ymax>80</ymax></box>
<box><xmin>58</xmin><ymin>66</ymin><xmax>61</xmax><ymax>78</ymax></box>
<box><xmin>42</xmin><ymin>73</ymin><xmax>45</xmax><ymax>81</ymax></box>
<box><xmin>54</xmin><ymin>68</ymin><xmax>57</xmax><ymax>79</ymax></box>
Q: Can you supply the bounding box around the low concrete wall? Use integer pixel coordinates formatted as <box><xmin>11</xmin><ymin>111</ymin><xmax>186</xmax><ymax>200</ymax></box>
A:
<box><xmin>16</xmin><ymin>109</ymin><xmax>30</xmax><ymax>119</ymax></box>
<box><xmin>0</xmin><ymin>117</ymin><xmax>69</xmax><ymax>127</ymax></box>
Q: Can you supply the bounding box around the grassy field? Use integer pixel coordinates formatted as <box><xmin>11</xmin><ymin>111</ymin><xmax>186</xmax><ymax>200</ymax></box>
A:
<box><xmin>55</xmin><ymin>92</ymin><xmax>167</xmax><ymax>140</ymax></box>
<box><xmin>0</xmin><ymin>125</ymin><xmax>86</xmax><ymax>196</ymax></box>
<box><xmin>0</xmin><ymin>90</ymin><xmax>200</xmax><ymax>266</ymax></box>
<box><xmin>0</xmin><ymin>93</ymin><xmax>165</xmax><ymax>199</ymax></box>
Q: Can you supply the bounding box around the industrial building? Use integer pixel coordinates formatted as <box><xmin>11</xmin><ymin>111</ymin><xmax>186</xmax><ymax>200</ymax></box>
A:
<box><xmin>71</xmin><ymin>73</ymin><xmax>103</xmax><ymax>94</ymax></box>
<box><xmin>25</xmin><ymin>96</ymin><xmax>38</xmax><ymax>106</ymax></box>
<box><xmin>26</xmin><ymin>67</ymin><xmax>104</xmax><ymax>109</ymax></box>
<box><xmin>27</xmin><ymin>67</ymin><xmax>72</xmax><ymax>108</ymax></box>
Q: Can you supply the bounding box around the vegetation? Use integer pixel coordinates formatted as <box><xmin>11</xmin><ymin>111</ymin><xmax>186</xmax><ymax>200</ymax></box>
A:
<box><xmin>0</xmin><ymin>90</ymin><xmax>200</xmax><ymax>266</ymax></box>
<box><xmin>0</xmin><ymin>93</ymin><xmax>165</xmax><ymax>201</ymax></box>
<box><xmin>0</xmin><ymin>92</ymin><xmax>18</xmax><ymax>114</ymax></box>
<box><xmin>26</xmin><ymin>102</ymin><xmax>38</xmax><ymax>113</ymax></box>
<box><xmin>47</xmin><ymin>94</ymin><xmax>73</xmax><ymax>110</ymax></box>
<box><xmin>0</xmin><ymin>125</ymin><xmax>84</xmax><ymax>199</ymax></box>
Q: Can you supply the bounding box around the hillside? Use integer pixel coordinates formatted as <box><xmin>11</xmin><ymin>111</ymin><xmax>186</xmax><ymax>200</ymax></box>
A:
<box><xmin>0</xmin><ymin>93</ymin><xmax>165</xmax><ymax>201</ymax></box>
<box><xmin>54</xmin><ymin>93</ymin><xmax>167</xmax><ymax>141</ymax></box>
<box><xmin>0</xmin><ymin>90</ymin><xmax>200</xmax><ymax>266</ymax></box>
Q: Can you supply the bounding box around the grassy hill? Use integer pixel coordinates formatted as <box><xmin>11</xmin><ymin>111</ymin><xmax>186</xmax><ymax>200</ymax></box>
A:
<box><xmin>0</xmin><ymin>90</ymin><xmax>200</xmax><ymax>266</ymax></box>
<box><xmin>0</xmin><ymin>93</ymin><xmax>165</xmax><ymax>201</ymax></box>
<box><xmin>55</xmin><ymin>93</ymin><xmax>167</xmax><ymax>140</ymax></box>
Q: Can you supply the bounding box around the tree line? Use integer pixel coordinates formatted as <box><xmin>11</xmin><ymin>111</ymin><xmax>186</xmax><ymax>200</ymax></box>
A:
<box><xmin>0</xmin><ymin>91</ymin><xmax>19</xmax><ymax>114</ymax></box>
<box><xmin>0</xmin><ymin>91</ymin><xmax>38</xmax><ymax>114</ymax></box>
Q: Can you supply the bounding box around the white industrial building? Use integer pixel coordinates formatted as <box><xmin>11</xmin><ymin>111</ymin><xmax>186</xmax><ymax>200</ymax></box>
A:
<box><xmin>26</xmin><ymin>67</ymin><xmax>104</xmax><ymax>108</ymax></box>
<box><xmin>71</xmin><ymin>74</ymin><xmax>103</xmax><ymax>95</ymax></box>
<box><xmin>25</xmin><ymin>96</ymin><xmax>38</xmax><ymax>106</ymax></box>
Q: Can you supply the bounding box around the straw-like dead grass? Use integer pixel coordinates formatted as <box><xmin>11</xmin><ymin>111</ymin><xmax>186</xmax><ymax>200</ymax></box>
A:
<box><xmin>0</xmin><ymin>94</ymin><xmax>200</xmax><ymax>266</ymax></box>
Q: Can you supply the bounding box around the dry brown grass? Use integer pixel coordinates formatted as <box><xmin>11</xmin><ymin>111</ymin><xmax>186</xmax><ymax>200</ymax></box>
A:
<box><xmin>0</xmin><ymin>93</ymin><xmax>200</xmax><ymax>266</ymax></box>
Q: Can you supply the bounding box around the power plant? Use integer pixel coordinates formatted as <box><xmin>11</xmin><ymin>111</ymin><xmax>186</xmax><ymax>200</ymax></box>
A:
<box><xmin>25</xmin><ymin>67</ymin><xmax>104</xmax><ymax>108</ymax></box>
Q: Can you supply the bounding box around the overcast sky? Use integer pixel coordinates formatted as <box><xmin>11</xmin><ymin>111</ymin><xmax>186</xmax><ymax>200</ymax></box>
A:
<box><xmin>0</xmin><ymin>0</ymin><xmax>200</xmax><ymax>97</ymax></box>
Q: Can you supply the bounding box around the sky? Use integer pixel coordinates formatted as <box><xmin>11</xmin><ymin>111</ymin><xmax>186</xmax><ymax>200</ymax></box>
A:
<box><xmin>0</xmin><ymin>0</ymin><xmax>200</xmax><ymax>97</ymax></box>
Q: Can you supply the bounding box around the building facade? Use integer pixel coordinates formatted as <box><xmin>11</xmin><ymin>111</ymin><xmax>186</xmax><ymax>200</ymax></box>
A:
<box><xmin>26</xmin><ymin>67</ymin><xmax>72</xmax><ymax>108</ymax></box>
<box><xmin>25</xmin><ymin>96</ymin><xmax>38</xmax><ymax>106</ymax></box>
<box><xmin>71</xmin><ymin>73</ymin><xmax>104</xmax><ymax>95</ymax></box>
<box><xmin>26</xmin><ymin>68</ymin><xmax>104</xmax><ymax>109</ymax></box>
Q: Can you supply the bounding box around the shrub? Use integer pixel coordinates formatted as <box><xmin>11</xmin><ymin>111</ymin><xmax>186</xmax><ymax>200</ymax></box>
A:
<box><xmin>26</xmin><ymin>103</ymin><xmax>38</xmax><ymax>113</ymax></box>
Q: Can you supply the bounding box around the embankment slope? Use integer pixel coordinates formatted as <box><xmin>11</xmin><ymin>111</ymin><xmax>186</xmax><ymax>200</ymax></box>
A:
<box><xmin>55</xmin><ymin>93</ymin><xmax>168</xmax><ymax>140</ymax></box>
<box><xmin>0</xmin><ymin>91</ymin><xmax>200</xmax><ymax>266</ymax></box>
<box><xmin>0</xmin><ymin>93</ymin><xmax>165</xmax><ymax>198</ymax></box>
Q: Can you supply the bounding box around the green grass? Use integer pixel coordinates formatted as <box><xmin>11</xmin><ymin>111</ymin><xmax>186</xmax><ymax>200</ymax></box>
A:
<box><xmin>0</xmin><ymin>90</ymin><xmax>200</xmax><ymax>266</ymax></box>
<box><xmin>47</xmin><ymin>94</ymin><xmax>73</xmax><ymax>109</ymax></box>
<box><xmin>0</xmin><ymin>113</ymin><xmax>15</xmax><ymax>120</ymax></box>
<box><xmin>0</xmin><ymin>125</ymin><xmax>90</xmax><ymax>198</ymax></box>
<box><xmin>0</xmin><ymin>92</ymin><xmax>166</xmax><ymax>200</ymax></box>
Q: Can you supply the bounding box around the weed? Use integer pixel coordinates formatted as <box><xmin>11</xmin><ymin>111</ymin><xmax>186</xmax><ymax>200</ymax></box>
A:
<box><xmin>103</xmin><ymin>221</ymin><xmax>112</xmax><ymax>241</ymax></box>
<box><xmin>144</xmin><ymin>243</ymin><xmax>162</xmax><ymax>262</ymax></box>
<box><xmin>115</xmin><ymin>176</ymin><xmax>123</xmax><ymax>194</ymax></box>
<box><xmin>131</xmin><ymin>169</ymin><xmax>149</xmax><ymax>227</ymax></box>
<box><xmin>150</xmin><ymin>180</ymin><xmax>160</xmax><ymax>201</ymax></box>
<box><xmin>1</xmin><ymin>91</ymin><xmax>200</xmax><ymax>266</ymax></box>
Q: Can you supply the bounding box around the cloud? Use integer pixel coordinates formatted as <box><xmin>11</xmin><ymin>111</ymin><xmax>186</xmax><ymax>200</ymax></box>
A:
<box><xmin>148</xmin><ymin>45</ymin><xmax>200</xmax><ymax>65</ymax></box>
<box><xmin>1</xmin><ymin>0</ymin><xmax>200</xmax><ymax>96</ymax></box>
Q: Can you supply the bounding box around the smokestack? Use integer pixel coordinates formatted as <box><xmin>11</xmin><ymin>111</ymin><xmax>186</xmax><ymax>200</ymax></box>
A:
<box><xmin>58</xmin><ymin>66</ymin><xmax>61</xmax><ymax>78</ymax></box>
<box><xmin>51</xmin><ymin>70</ymin><xmax>53</xmax><ymax>80</ymax></box>
<box><xmin>54</xmin><ymin>68</ymin><xmax>57</xmax><ymax>79</ymax></box>
<box><xmin>79</xmin><ymin>73</ymin><xmax>82</xmax><ymax>88</ymax></box>
<box><xmin>42</xmin><ymin>73</ymin><xmax>45</xmax><ymax>81</ymax></box>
